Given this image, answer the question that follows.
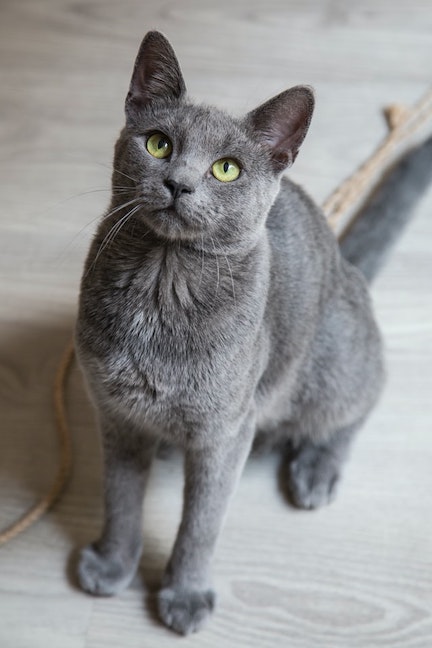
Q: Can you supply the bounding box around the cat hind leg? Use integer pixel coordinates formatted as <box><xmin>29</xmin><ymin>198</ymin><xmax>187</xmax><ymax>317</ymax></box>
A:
<box><xmin>282</xmin><ymin>423</ymin><xmax>359</xmax><ymax>510</ymax></box>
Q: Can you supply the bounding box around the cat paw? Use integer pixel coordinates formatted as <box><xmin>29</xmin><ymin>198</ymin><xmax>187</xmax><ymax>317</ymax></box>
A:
<box><xmin>77</xmin><ymin>544</ymin><xmax>139</xmax><ymax>596</ymax></box>
<box><xmin>157</xmin><ymin>586</ymin><xmax>216</xmax><ymax>635</ymax></box>
<box><xmin>288</xmin><ymin>447</ymin><xmax>341</xmax><ymax>510</ymax></box>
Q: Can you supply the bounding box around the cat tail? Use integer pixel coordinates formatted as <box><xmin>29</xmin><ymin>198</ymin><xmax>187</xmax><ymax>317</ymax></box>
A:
<box><xmin>338</xmin><ymin>136</ymin><xmax>432</xmax><ymax>283</ymax></box>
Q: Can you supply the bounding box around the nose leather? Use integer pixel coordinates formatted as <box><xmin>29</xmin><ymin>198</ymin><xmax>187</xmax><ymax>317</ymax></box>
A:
<box><xmin>164</xmin><ymin>179</ymin><xmax>193</xmax><ymax>200</ymax></box>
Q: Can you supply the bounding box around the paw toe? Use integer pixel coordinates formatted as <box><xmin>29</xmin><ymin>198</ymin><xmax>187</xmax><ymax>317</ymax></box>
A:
<box><xmin>289</xmin><ymin>456</ymin><xmax>340</xmax><ymax>510</ymax></box>
<box><xmin>77</xmin><ymin>545</ymin><xmax>136</xmax><ymax>596</ymax></box>
<box><xmin>158</xmin><ymin>587</ymin><xmax>215</xmax><ymax>635</ymax></box>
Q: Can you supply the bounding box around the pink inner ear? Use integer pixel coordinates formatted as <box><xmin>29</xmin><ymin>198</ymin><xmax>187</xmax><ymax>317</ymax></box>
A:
<box><xmin>249</xmin><ymin>86</ymin><xmax>315</xmax><ymax>170</ymax></box>
<box><xmin>272</xmin><ymin>119</ymin><xmax>310</xmax><ymax>166</ymax></box>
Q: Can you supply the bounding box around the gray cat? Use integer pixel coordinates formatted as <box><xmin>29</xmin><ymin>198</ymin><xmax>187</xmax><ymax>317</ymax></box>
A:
<box><xmin>75</xmin><ymin>31</ymin><xmax>432</xmax><ymax>635</ymax></box>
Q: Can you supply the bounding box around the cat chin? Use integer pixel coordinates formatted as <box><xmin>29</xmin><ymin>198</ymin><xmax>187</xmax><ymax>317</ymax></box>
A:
<box><xmin>141</xmin><ymin>208</ymin><xmax>202</xmax><ymax>242</ymax></box>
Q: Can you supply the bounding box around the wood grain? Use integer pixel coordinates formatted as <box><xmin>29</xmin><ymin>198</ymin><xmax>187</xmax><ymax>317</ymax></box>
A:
<box><xmin>0</xmin><ymin>1</ymin><xmax>431</xmax><ymax>646</ymax></box>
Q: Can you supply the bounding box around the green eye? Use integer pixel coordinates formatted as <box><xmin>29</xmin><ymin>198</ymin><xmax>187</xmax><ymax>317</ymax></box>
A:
<box><xmin>212</xmin><ymin>158</ymin><xmax>241</xmax><ymax>182</ymax></box>
<box><xmin>146</xmin><ymin>132</ymin><xmax>173</xmax><ymax>159</ymax></box>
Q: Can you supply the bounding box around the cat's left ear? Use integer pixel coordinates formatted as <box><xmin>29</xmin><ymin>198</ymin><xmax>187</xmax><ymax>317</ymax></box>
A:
<box><xmin>125</xmin><ymin>31</ymin><xmax>186</xmax><ymax>120</ymax></box>
<box><xmin>247</xmin><ymin>86</ymin><xmax>315</xmax><ymax>171</ymax></box>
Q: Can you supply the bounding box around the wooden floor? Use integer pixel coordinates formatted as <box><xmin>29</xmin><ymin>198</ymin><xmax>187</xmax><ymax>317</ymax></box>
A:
<box><xmin>1</xmin><ymin>1</ymin><xmax>431</xmax><ymax>646</ymax></box>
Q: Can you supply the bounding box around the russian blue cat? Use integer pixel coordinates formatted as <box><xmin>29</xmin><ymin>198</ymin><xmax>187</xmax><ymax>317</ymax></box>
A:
<box><xmin>75</xmin><ymin>31</ymin><xmax>430</xmax><ymax>634</ymax></box>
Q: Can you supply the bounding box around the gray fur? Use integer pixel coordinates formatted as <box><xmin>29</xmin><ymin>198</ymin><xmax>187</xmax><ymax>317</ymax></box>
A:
<box><xmin>340</xmin><ymin>136</ymin><xmax>432</xmax><ymax>282</ymax></box>
<box><xmin>75</xmin><ymin>32</ymin><xmax>426</xmax><ymax>634</ymax></box>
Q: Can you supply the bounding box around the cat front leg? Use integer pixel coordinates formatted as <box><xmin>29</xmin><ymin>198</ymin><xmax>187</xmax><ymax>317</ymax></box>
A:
<box><xmin>78</xmin><ymin>414</ymin><xmax>158</xmax><ymax>596</ymax></box>
<box><xmin>157</xmin><ymin>411</ymin><xmax>255</xmax><ymax>635</ymax></box>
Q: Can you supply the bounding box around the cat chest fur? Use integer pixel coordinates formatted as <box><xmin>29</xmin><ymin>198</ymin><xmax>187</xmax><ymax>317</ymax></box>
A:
<box><xmin>77</xmin><ymin>243</ymin><xmax>268</xmax><ymax>442</ymax></box>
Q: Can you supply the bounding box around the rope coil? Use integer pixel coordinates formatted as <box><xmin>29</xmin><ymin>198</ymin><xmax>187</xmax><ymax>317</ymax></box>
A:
<box><xmin>1</xmin><ymin>87</ymin><xmax>431</xmax><ymax>546</ymax></box>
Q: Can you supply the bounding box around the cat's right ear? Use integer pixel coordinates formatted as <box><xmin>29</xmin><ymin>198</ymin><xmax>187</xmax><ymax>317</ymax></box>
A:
<box><xmin>125</xmin><ymin>31</ymin><xmax>186</xmax><ymax>121</ymax></box>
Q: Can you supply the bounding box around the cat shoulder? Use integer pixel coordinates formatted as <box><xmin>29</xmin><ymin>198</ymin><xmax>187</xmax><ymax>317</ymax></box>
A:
<box><xmin>267</xmin><ymin>176</ymin><xmax>329</xmax><ymax>236</ymax></box>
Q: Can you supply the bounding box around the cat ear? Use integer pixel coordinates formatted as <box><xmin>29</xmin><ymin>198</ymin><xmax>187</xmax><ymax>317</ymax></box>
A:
<box><xmin>125</xmin><ymin>31</ymin><xmax>186</xmax><ymax>118</ymax></box>
<box><xmin>247</xmin><ymin>86</ymin><xmax>315</xmax><ymax>171</ymax></box>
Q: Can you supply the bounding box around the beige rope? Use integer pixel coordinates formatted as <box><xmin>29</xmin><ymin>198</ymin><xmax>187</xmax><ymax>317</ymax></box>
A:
<box><xmin>1</xmin><ymin>88</ymin><xmax>432</xmax><ymax>546</ymax></box>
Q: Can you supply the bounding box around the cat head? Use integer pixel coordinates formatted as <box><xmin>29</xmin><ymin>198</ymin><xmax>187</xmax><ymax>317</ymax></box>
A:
<box><xmin>113</xmin><ymin>31</ymin><xmax>314</xmax><ymax>250</ymax></box>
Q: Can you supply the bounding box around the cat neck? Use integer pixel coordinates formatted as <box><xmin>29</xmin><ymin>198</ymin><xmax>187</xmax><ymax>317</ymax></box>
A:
<box><xmin>91</xmin><ymin>210</ymin><xmax>269</xmax><ymax>325</ymax></box>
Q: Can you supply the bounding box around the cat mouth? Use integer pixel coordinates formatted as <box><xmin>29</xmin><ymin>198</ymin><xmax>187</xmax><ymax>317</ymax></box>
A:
<box><xmin>144</xmin><ymin>204</ymin><xmax>200</xmax><ymax>240</ymax></box>
<box><xmin>155</xmin><ymin>204</ymin><xmax>182</xmax><ymax>221</ymax></box>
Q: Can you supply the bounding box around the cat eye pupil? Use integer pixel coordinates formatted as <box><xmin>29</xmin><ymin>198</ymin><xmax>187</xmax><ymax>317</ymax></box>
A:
<box><xmin>211</xmin><ymin>158</ymin><xmax>241</xmax><ymax>183</ymax></box>
<box><xmin>146</xmin><ymin>132</ymin><xmax>172</xmax><ymax>159</ymax></box>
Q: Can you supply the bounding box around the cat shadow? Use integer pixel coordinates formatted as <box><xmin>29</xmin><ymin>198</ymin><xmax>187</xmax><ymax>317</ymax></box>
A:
<box><xmin>0</xmin><ymin>314</ymin><xmax>102</xmax><ymax>575</ymax></box>
<box><xmin>251</xmin><ymin>436</ymin><xmax>299</xmax><ymax>508</ymax></box>
<box><xmin>276</xmin><ymin>442</ymin><xmax>303</xmax><ymax>508</ymax></box>
<box><xmin>0</xmin><ymin>314</ymin><xmax>99</xmax><ymax>546</ymax></box>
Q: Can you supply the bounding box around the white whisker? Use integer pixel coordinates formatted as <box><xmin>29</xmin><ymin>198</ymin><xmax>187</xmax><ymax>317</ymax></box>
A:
<box><xmin>223</xmin><ymin>252</ymin><xmax>237</xmax><ymax>307</ymax></box>
<box><xmin>209</xmin><ymin>235</ymin><xmax>220</xmax><ymax>307</ymax></box>
<box><xmin>198</xmin><ymin>232</ymin><xmax>206</xmax><ymax>287</ymax></box>
<box><xmin>87</xmin><ymin>201</ymin><xmax>143</xmax><ymax>274</ymax></box>
<box><xmin>96</xmin><ymin>161</ymin><xmax>138</xmax><ymax>184</ymax></box>
<box><xmin>58</xmin><ymin>195</ymin><xmax>141</xmax><ymax>261</ymax></box>
<box><xmin>102</xmin><ymin>197</ymin><xmax>143</xmax><ymax>221</ymax></box>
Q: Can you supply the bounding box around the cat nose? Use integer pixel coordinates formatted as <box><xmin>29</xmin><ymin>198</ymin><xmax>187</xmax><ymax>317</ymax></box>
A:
<box><xmin>164</xmin><ymin>179</ymin><xmax>193</xmax><ymax>200</ymax></box>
